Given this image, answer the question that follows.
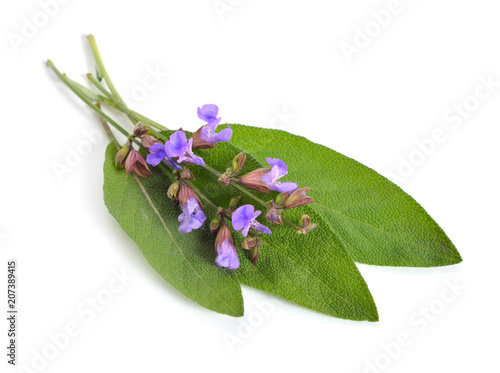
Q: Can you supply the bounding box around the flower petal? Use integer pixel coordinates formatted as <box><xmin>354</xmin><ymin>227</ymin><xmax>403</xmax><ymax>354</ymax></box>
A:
<box><xmin>165</xmin><ymin>131</ymin><xmax>188</xmax><ymax>157</ymax></box>
<box><xmin>189</xmin><ymin>154</ymin><xmax>206</xmax><ymax>166</ymax></box>
<box><xmin>171</xmin><ymin>130</ymin><xmax>188</xmax><ymax>147</ymax></box>
<box><xmin>215</xmin><ymin>240</ymin><xmax>240</xmax><ymax>269</ymax></box>
<box><xmin>146</xmin><ymin>143</ymin><xmax>167</xmax><ymax>166</ymax></box>
<box><xmin>178</xmin><ymin>220</ymin><xmax>192</xmax><ymax>233</ymax></box>
<box><xmin>261</xmin><ymin>166</ymin><xmax>280</xmax><ymax>186</ymax></box>
<box><xmin>197</xmin><ymin>104</ymin><xmax>219</xmax><ymax>122</ymax></box>
<box><xmin>199</xmin><ymin>122</ymin><xmax>231</xmax><ymax>144</ymax></box>
<box><xmin>232</xmin><ymin>205</ymin><xmax>254</xmax><ymax>231</ymax></box>
<box><xmin>166</xmin><ymin>157</ymin><xmax>183</xmax><ymax>170</ymax></box>
<box><xmin>177</xmin><ymin>197</ymin><xmax>206</xmax><ymax>233</ymax></box>
<box><xmin>271</xmin><ymin>181</ymin><xmax>298</xmax><ymax>194</ymax></box>
<box><xmin>212</xmin><ymin>126</ymin><xmax>233</xmax><ymax>142</ymax></box>
<box><xmin>266</xmin><ymin>158</ymin><xmax>287</xmax><ymax>174</ymax></box>
<box><xmin>252</xmin><ymin>221</ymin><xmax>271</xmax><ymax>235</ymax></box>
<box><xmin>194</xmin><ymin>209</ymin><xmax>207</xmax><ymax>223</ymax></box>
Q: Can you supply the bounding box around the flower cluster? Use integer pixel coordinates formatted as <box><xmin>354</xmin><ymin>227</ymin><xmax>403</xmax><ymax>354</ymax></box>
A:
<box><xmin>177</xmin><ymin>185</ymin><xmax>206</xmax><ymax>233</ymax></box>
<box><xmin>146</xmin><ymin>104</ymin><xmax>232</xmax><ymax>169</ymax></box>
<box><xmin>131</xmin><ymin>104</ymin><xmax>315</xmax><ymax>270</ymax></box>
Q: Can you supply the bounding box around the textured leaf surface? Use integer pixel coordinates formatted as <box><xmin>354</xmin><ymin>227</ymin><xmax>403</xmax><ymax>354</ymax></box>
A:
<box><xmin>103</xmin><ymin>144</ymin><xmax>244</xmax><ymax>317</ymax></box>
<box><xmin>181</xmin><ymin>135</ymin><xmax>379</xmax><ymax>321</ymax></box>
<box><xmin>229</xmin><ymin>124</ymin><xmax>462</xmax><ymax>267</ymax></box>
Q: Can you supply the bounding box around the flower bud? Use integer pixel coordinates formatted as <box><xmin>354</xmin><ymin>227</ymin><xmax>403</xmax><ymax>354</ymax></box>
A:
<box><xmin>115</xmin><ymin>144</ymin><xmax>130</xmax><ymax>169</ymax></box>
<box><xmin>283</xmin><ymin>187</ymin><xmax>314</xmax><ymax>209</ymax></box>
<box><xmin>241</xmin><ymin>237</ymin><xmax>258</xmax><ymax>250</ymax></box>
<box><xmin>210</xmin><ymin>217</ymin><xmax>222</xmax><ymax>235</ymax></box>
<box><xmin>218</xmin><ymin>173</ymin><xmax>231</xmax><ymax>186</ymax></box>
<box><xmin>274</xmin><ymin>192</ymin><xmax>288</xmax><ymax>206</ymax></box>
<box><xmin>167</xmin><ymin>182</ymin><xmax>180</xmax><ymax>200</ymax></box>
<box><xmin>141</xmin><ymin>135</ymin><xmax>160</xmax><ymax>151</ymax></box>
<box><xmin>178</xmin><ymin>184</ymin><xmax>203</xmax><ymax>208</ymax></box>
<box><xmin>238</xmin><ymin>168</ymin><xmax>271</xmax><ymax>193</ymax></box>
<box><xmin>180</xmin><ymin>168</ymin><xmax>195</xmax><ymax>180</ymax></box>
<box><xmin>250</xmin><ymin>246</ymin><xmax>261</xmax><ymax>266</ymax></box>
<box><xmin>265</xmin><ymin>202</ymin><xmax>283</xmax><ymax>226</ymax></box>
<box><xmin>191</xmin><ymin>126</ymin><xmax>216</xmax><ymax>149</ymax></box>
<box><xmin>297</xmin><ymin>214</ymin><xmax>318</xmax><ymax>234</ymax></box>
<box><xmin>232</xmin><ymin>152</ymin><xmax>246</xmax><ymax>175</ymax></box>
<box><xmin>133</xmin><ymin>122</ymin><xmax>149</xmax><ymax>137</ymax></box>
<box><xmin>241</xmin><ymin>236</ymin><xmax>262</xmax><ymax>265</ymax></box>
<box><xmin>228</xmin><ymin>195</ymin><xmax>242</xmax><ymax>210</ymax></box>
<box><xmin>124</xmin><ymin>149</ymin><xmax>152</xmax><ymax>178</ymax></box>
<box><xmin>299</xmin><ymin>214</ymin><xmax>311</xmax><ymax>227</ymax></box>
<box><xmin>215</xmin><ymin>223</ymin><xmax>235</xmax><ymax>248</ymax></box>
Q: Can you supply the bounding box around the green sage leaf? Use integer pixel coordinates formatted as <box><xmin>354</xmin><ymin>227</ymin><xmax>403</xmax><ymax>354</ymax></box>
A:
<box><xmin>229</xmin><ymin>124</ymin><xmax>462</xmax><ymax>267</ymax></box>
<box><xmin>103</xmin><ymin>144</ymin><xmax>244</xmax><ymax>317</ymax></box>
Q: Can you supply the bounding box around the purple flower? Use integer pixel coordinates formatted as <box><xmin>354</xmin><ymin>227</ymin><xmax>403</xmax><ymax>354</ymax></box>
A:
<box><xmin>197</xmin><ymin>104</ymin><xmax>219</xmax><ymax>123</ymax></box>
<box><xmin>232</xmin><ymin>204</ymin><xmax>271</xmax><ymax>237</ymax></box>
<box><xmin>214</xmin><ymin>224</ymin><xmax>239</xmax><ymax>269</ymax></box>
<box><xmin>146</xmin><ymin>143</ymin><xmax>167</xmax><ymax>166</ymax></box>
<box><xmin>215</xmin><ymin>239</ymin><xmax>240</xmax><ymax>269</ymax></box>
<box><xmin>165</xmin><ymin>130</ymin><xmax>205</xmax><ymax>166</ymax></box>
<box><xmin>260</xmin><ymin>158</ymin><xmax>297</xmax><ymax>193</ymax></box>
<box><xmin>178</xmin><ymin>197</ymin><xmax>207</xmax><ymax>233</ymax></box>
<box><xmin>146</xmin><ymin>143</ymin><xmax>182</xmax><ymax>170</ymax></box>
<box><xmin>197</xmin><ymin>104</ymin><xmax>232</xmax><ymax>144</ymax></box>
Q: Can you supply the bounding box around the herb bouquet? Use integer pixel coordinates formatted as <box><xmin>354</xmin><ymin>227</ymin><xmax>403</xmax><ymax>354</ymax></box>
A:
<box><xmin>47</xmin><ymin>35</ymin><xmax>462</xmax><ymax>321</ymax></box>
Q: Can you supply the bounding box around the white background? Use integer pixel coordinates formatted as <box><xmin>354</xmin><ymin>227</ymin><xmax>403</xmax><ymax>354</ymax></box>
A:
<box><xmin>1</xmin><ymin>1</ymin><xmax>499</xmax><ymax>372</ymax></box>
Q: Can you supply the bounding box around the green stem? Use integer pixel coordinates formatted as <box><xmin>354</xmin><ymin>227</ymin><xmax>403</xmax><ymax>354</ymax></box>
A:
<box><xmin>47</xmin><ymin>60</ymin><xmax>131</xmax><ymax>140</ymax></box>
<box><xmin>48</xmin><ymin>60</ymin><xmax>224</xmax><ymax>215</ymax></box>
<box><xmin>129</xmin><ymin>111</ymin><xmax>167</xmax><ymax>131</ymax></box>
<box><xmin>95</xmin><ymin>103</ymin><xmax>120</xmax><ymax>150</ymax></box>
<box><xmin>86</xmin><ymin>35</ymin><xmax>125</xmax><ymax>105</ymax></box>
<box><xmin>86</xmin><ymin>35</ymin><xmax>167</xmax><ymax>131</ymax></box>
<box><xmin>86</xmin><ymin>74</ymin><xmax>168</xmax><ymax>141</ymax></box>
<box><xmin>61</xmin><ymin>75</ymin><xmax>118</xmax><ymax>108</ymax></box>
<box><xmin>64</xmin><ymin>75</ymin><xmax>163</xmax><ymax>134</ymax></box>
<box><xmin>63</xmin><ymin>79</ymin><xmax>166</xmax><ymax>135</ymax></box>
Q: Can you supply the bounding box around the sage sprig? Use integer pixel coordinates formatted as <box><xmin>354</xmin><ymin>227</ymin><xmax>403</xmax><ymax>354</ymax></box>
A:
<box><xmin>47</xmin><ymin>35</ymin><xmax>461</xmax><ymax>320</ymax></box>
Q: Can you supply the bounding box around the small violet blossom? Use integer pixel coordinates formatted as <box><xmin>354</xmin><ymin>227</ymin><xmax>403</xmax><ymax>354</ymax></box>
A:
<box><xmin>146</xmin><ymin>143</ymin><xmax>182</xmax><ymax>170</ymax></box>
<box><xmin>146</xmin><ymin>143</ymin><xmax>166</xmax><ymax>166</ymax></box>
<box><xmin>232</xmin><ymin>204</ymin><xmax>271</xmax><ymax>237</ymax></box>
<box><xmin>214</xmin><ymin>224</ymin><xmax>239</xmax><ymax>269</ymax></box>
<box><xmin>178</xmin><ymin>197</ymin><xmax>207</xmax><ymax>233</ymax></box>
<box><xmin>215</xmin><ymin>239</ymin><xmax>240</xmax><ymax>270</ymax></box>
<box><xmin>261</xmin><ymin>158</ymin><xmax>297</xmax><ymax>193</ymax></box>
<box><xmin>197</xmin><ymin>104</ymin><xmax>232</xmax><ymax>144</ymax></box>
<box><xmin>165</xmin><ymin>130</ymin><xmax>205</xmax><ymax>166</ymax></box>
